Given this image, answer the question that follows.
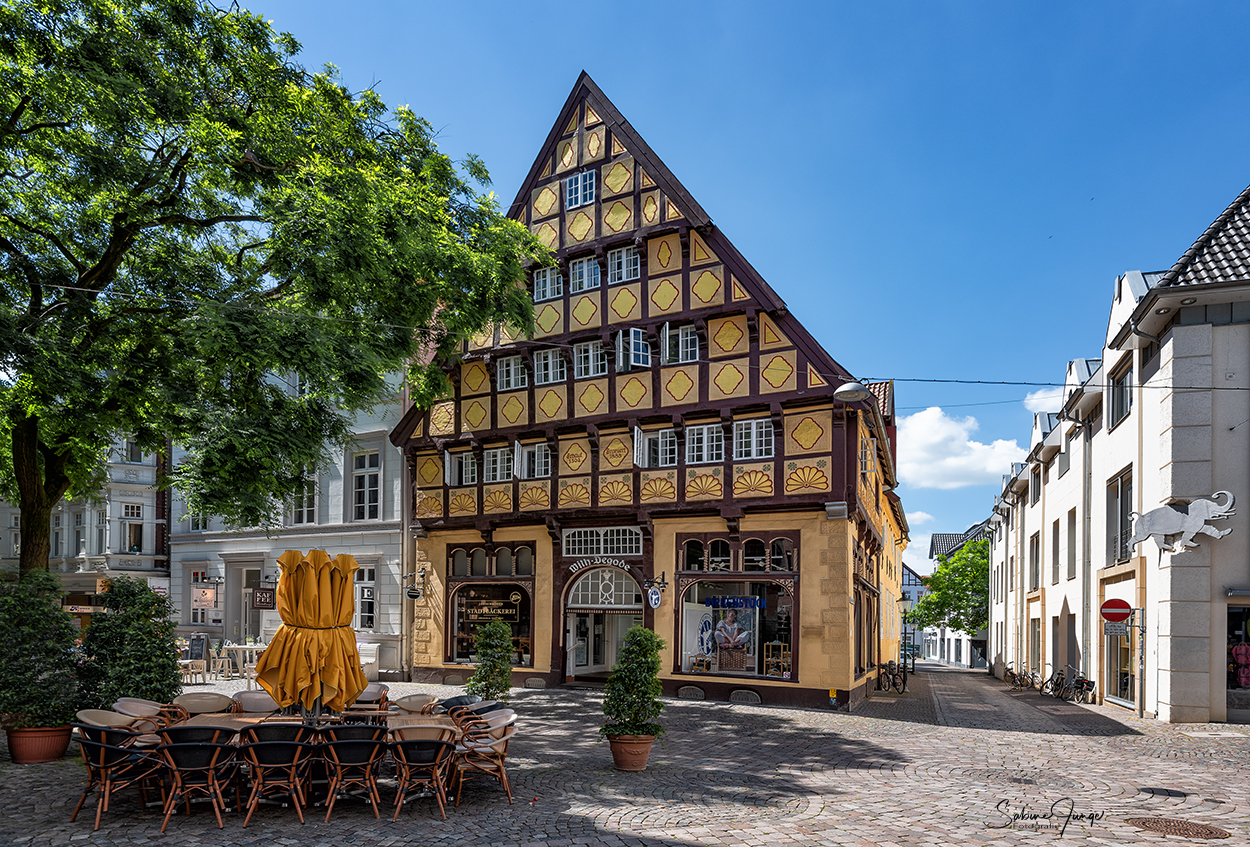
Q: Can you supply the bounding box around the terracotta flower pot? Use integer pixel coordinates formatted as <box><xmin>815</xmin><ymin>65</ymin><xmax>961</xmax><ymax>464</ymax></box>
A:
<box><xmin>607</xmin><ymin>734</ymin><xmax>655</xmax><ymax>771</ymax></box>
<box><xmin>6</xmin><ymin>726</ymin><xmax>73</xmax><ymax>764</ymax></box>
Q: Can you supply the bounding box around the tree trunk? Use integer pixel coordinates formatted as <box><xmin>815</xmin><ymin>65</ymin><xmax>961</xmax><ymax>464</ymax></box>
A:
<box><xmin>10</xmin><ymin>410</ymin><xmax>72</xmax><ymax>576</ymax></box>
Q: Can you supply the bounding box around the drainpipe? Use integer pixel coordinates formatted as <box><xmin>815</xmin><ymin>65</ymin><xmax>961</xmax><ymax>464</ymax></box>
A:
<box><xmin>1082</xmin><ymin>417</ymin><xmax>1092</xmax><ymax>679</ymax></box>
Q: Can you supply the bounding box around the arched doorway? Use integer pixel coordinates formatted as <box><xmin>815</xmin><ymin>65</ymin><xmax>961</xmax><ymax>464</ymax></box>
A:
<box><xmin>564</xmin><ymin>568</ymin><xmax>644</xmax><ymax>678</ymax></box>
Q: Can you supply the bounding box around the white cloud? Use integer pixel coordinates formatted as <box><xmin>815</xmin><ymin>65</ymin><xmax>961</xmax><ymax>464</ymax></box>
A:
<box><xmin>906</xmin><ymin>510</ymin><xmax>935</xmax><ymax>525</ymax></box>
<box><xmin>897</xmin><ymin>407</ymin><xmax>1026</xmax><ymax>490</ymax></box>
<box><xmin>903</xmin><ymin>534</ymin><xmax>937</xmax><ymax>575</ymax></box>
<box><xmin>1023</xmin><ymin>386</ymin><xmax>1064</xmax><ymax>414</ymax></box>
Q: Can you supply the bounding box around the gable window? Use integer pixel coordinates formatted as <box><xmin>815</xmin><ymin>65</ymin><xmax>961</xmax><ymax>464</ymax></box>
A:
<box><xmin>483</xmin><ymin>447</ymin><xmax>513</xmax><ymax>483</ymax></box>
<box><xmin>1110</xmin><ymin>364</ymin><xmax>1133</xmax><ymax>427</ymax></box>
<box><xmin>661</xmin><ymin>323</ymin><xmax>699</xmax><ymax>365</ymax></box>
<box><xmin>533</xmin><ymin>350</ymin><xmax>566</xmax><ymax>385</ymax></box>
<box><xmin>636</xmin><ymin>428</ymin><xmax>677</xmax><ymax>468</ymax></box>
<box><xmin>607</xmin><ymin>245</ymin><xmax>640</xmax><ymax>284</ymax></box>
<box><xmin>444</xmin><ymin>451</ymin><xmax>478</xmax><ymax>487</ymax></box>
<box><xmin>533</xmin><ymin>267</ymin><xmax>563</xmax><ymax>302</ymax></box>
<box><xmin>733</xmin><ymin>420</ymin><xmax>774</xmax><ymax>460</ymax></box>
<box><xmin>573</xmin><ymin>340</ymin><xmax>608</xmax><ymax>378</ymax></box>
<box><xmin>353</xmin><ymin>451</ymin><xmax>380</xmax><ymax>520</ymax></box>
<box><xmin>616</xmin><ymin>328</ymin><xmax>650</xmax><ymax>371</ymax></box>
<box><xmin>686</xmin><ymin>423</ymin><xmax>724</xmax><ymax>464</ymax></box>
<box><xmin>517</xmin><ymin>442</ymin><xmax>552</xmax><ymax>479</ymax></box>
<box><xmin>565</xmin><ymin>170</ymin><xmax>595</xmax><ymax>209</ymax></box>
<box><xmin>497</xmin><ymin>355</ymin><xmax>527</xmax><ymax>391</ymax></box>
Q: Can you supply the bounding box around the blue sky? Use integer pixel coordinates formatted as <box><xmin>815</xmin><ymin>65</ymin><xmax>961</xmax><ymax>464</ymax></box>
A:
<box><xmin>246</xmin><ymin>1</ymin><xmax>1250</xmax><ymax>572</ymax></box>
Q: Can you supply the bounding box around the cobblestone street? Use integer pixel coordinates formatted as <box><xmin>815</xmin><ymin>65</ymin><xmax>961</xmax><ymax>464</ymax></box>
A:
<box><xmin>3</xmin><ymin>662</ymin><xmax>1248</xmax><ymax>846</ymax></box>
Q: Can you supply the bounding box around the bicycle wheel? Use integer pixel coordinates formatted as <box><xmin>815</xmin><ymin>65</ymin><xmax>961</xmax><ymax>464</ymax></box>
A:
<box><xmin>1060</xmin><ymin>683</ymin><xmax>1075</xmax><ymax>701</ymax></box>
<box><xmin>891</xmin><ymin>672</ymin><xmax>905</xmax><ymax>694</ymax></box>
<box><xmin>1039</xmin><ymin>679</ymin><xmax>1053</xmax><ymax>697</ymax></box>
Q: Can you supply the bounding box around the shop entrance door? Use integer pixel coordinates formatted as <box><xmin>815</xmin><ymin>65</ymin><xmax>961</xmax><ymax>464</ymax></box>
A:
<box><xmin>241</xmin><ymin>568</ymin><xmax>262</xmax><ymax>642</ymax></box>
<box><xmin>563</xmin><ymin>568</ymin><xmax>645</xmax><ymax>679</ymax></box>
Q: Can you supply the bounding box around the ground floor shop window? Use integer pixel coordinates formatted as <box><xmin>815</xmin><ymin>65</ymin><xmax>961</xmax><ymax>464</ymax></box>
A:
<box><xmin>1106</xmin><ymin>630</ymin><xmax>1135</xmax><ymax>706</ymax></box>
<box><xmin>1227</xmin><ymin>606</ymin><xmax>1250</xmax><ymax>692</ymax></box>
<box><xmin>680</xmin><ymin>581</ymin><xmax>792</xmax><ymax>679</ymax></box>
<box><xmin>450</xmin><ymin>583</ymin><xmax>532</xmax><ymax>666</ymax></box>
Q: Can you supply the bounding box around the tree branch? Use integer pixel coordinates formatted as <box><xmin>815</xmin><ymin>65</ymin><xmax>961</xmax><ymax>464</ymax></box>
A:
<box><xmin>137</xmin><ymin>213</ymin><xmax>263</xmax><ymax>230</ymax></box>
<box><xmin>0</xmin><ymin>215</ymin><xmax>86</xmax><ymax>273</ymax></box>
<box><xmin>2</xmin><ymin>96</ymin><xmax>31</xmax><ymax>136</ymax></box>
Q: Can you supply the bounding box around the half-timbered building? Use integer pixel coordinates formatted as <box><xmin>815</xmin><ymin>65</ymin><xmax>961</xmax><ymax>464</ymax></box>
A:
<box><xmin>390</xmin><ymin>73</ymin><xmax>906</xmax><ymax>708</ymax></box>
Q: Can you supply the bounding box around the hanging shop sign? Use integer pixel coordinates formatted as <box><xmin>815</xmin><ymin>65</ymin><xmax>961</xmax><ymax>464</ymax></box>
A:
<box><xmin>568</xmin><ymin>557</ymin><xmax>631</xmax><ymax>574</ymax></box>
<box><xmin>251</xmin><ymin>587</ymin><xmax>276</xmax><ymax>610</ymax></box>
<box><xmin>191</xmin><ymin>586</ymin><xmax>217</xmax><ymax>609</ymax></box>
<box><xmin>647</xmin><ymin>586</ymin><xmax>663</xmax><ymax>609</ymax></box>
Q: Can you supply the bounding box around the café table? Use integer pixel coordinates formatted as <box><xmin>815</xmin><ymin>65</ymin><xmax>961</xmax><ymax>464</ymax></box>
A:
<box><xmin>224</xmin><ymin>644</ymin><xmax>266</xmax><ymax>684</ymax></box>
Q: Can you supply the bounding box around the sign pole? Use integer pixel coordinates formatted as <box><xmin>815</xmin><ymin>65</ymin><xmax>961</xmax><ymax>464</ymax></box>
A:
<box><xmin>1136</xmin><ymin>608</ymin><xmax>1146</xmax><ymax>720</ymax></box>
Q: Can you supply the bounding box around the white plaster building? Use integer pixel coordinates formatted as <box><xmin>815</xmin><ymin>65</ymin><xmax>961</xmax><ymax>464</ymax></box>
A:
<box><xmin>988</xmin><ymin>184</ymin><xmax>1250</xmax><ymax>723</ymax></box>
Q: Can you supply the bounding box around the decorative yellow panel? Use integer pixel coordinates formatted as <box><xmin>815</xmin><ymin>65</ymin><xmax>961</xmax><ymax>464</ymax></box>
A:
<box><xmin>429</xmin><ymin>402</ymin><xmax>455</xmax><ymax>436</ymax></box>
<box><xmin>690</xmin><ymin>265</ymin><xmax>725</xmax><ymax>309</ymax></box>
<box><xmin>640</xmin><ymin>191</ymin><xmax>660</xmax><ymax>226</ymax></box>
<box><xmin>608</xmin><ymin>284</ymin><xmax>640</xmax><ymax>323</ymax></box>
<box><xmin>569</xmin><ymin>293</ymin><xmax>600</xmax><ymax>330</ymax></box>
<box><xmin>640</xmin><ymin>169</ymin><xmax>656</xmax><ymax>189</ymax></box>
<box><xmin>732</xmin><ymin>462</ymin><xmax>775</xmax><ymax>499</ymax></box>
<box><xmin>531</xmin><ymin>184</ymin><xmax>560</xmax><ymax>220</ymax></box>
<box><xmin>556</xmin><ymin>138</ymin><xmax>577</xmax><ymax>174</ymax></box>
<box><xmin>518</xmin><ymin>481</ymin><xmax>550</xmax><ymax>511</ymax></box>
<box><xmin>560</xmin><ymin>439</ymin><xmax>591</xmax><ymax>475</ymax></box>
<box><xmin>563</xmin><ymin>110</ymin><xmax>578</xmax><ymax>135</ymax></box>
<box><xmin>689</xmin><ymin>230</ymin><xmax>718</xmax><ymax>266</ymax></box>
<box><xmin>664</xmin><ymin>198</ymin><xmax>683</xmax><ymax>221</ymax></box>
<box><xmin>483</xmin><ymin>485</ymin><xmax>513</xmax><ymax>514</ymax></box>
<box><xmin>685</xmin><ymin>468</ymin><xmax>725</xmax><ymax>501</ymax></box>
<box><xmin>497</xmin><ymin>391</ymin><xmax>528</xmax><ymax>427</ymax></box>
<box><xmin>709</xmin><ymin>358</ymin><xmax>750</xmax><ymax>402</ymax></box>
<box><xmin>759</xmin><ymin>350</ymin><xmax>797</xmax><ymax>394</ymax></box>
<box><xmin>585</xmin><ymin>103</ymin><xmax>601</xmax><ymax>126</ymax></box>
<box><xmin>461</xmin><ymin>361</ymin><xmax>490</xmax><ymax>396</ymax></box>
<box><xmin>574</xmin><ymin>380</ymin><xmax>608</xmax><ymax>417</ymax></box>
<box><xmin>785</xmin><ymin>410</ymin><xmax>833</xmax><ymax>455</ymax></box>
<box><xmin>534</xmin><ymin>301</ymin><xmax>564</xmax><ymax>337</ymax></box>
<box><xmin>660</xmin><ymin>366</ymin><xmax>698</xmax><ymax>406</ymax></box>
<box><xmin>468</xmin><ymin>327</ymin><xmax>493</xmax><ymax>352</ymax></box>
<box><xmin>648</xmin><ymin>233</ymin><xmax>681</xmax><ymax>276</ymax></box>
<box><xmin>611</xmin><ymin>134</ymin><xmax>627</xmax><ymax>156</ymax></box>
<box><xmin>565</xmin><ymin>210</ymin><xmax>595</xmax><ymax>245</ymax></box>
<box><xmin>599</xmin><ymin>432</ymin><xmax>633</xmax><ymax>470</ymax></box>
<box><xmin>602</xmin><ymin>157</ymin><xmax>634</xmax><ymax>197</ymax></box>
<box><xmin>647</xmin><ymin>277</ymin><xmax>683</xmax><ymax>316</ymax></box>
<box><xmin>601</xmin><ymin>198</ymin><xmax>633</xmax><ymax>235</ymax></box>
<box><xmin>447</xmin><ymin>489</ymin><xmax>478</xmax><ymax>516</ymax></box>
<box><xmin>535</xmin><ymin>386</ymin><xmax>566</xmax><ymax>423</ymax></box>
<box><xmin>408</xmin><ymin>418</ymin><xmax>424</xmax><ymax>439</ymax></box>
<box><xmin>784</xmin><ymin>460</ymin><xmax>832</xmax><ymax>495</ymax></box>
<box><xmin>415</xmin><ymin>491</ymin><xmax>443</xmax><ymax>519</ymax></box>
<box><xmin>758</xmin><ymin>313</ymin><xmax>792</xmax><ymax>350</ymax></box>
<box><xmin>532</xmin><ymin>220</ymin><xmax>558</xmax><ymax>250</ymax></box>
<box><xmin>499</xmin><ymin>323</ymin><xmax>521</xmax><ymax>346</ymax></box>
<box><xmin>617</xmin><ymin>374</ymin><xmax>651</xmax><ymax>411</ymax></box>
<box><xmin>557</xmin><ymin>477</ymin><xmax>592</xmax><ymax>509</ymax></box>
<box><xmin>708</xmin><ymin>315</ymin><xmax>748</xmax><ymax>358</ymax></box>
<box><xmin>416</xmin><ymin>454</ymin><xmax>443</xmax><ymax>489</ymax></box>
<box><xmin>540</xmin><ymin>158</ymin><xmax>553</xmax><ymax>179</ymax></box>
<box><xmin>807</xmin><ymin>363</ymin><xmax>829</xmax><ymax>389</ymax></box>
<box><xmin>639</xmin><ymin>471</ymin><xmax>677</xmax><ymax>504</ymax></box>
<box><xmin>583</xmin><ymin>125</ymin><xmax>606</xmax><ymax>163</ymax></box>
<box><xmin>461</xmin><ymin>397</ymin><xmax>490</xmax><ymax>432</ymax></box>
<box><xmin>598</xmin><ymin>474</ymin><xmax>633</xmax><ymax>506</ymax></box>
<box><xmin>730</xmin><ymin>274</ymin><xmax>751</xmax><ymax>303</ymax></box>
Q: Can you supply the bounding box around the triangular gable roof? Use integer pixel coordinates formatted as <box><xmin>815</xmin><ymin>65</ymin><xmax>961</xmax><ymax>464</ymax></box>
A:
<box><xmin>1157</xmin><ymin>183</ymin><xmax>1250</xmax><ymax>288</ymax></box>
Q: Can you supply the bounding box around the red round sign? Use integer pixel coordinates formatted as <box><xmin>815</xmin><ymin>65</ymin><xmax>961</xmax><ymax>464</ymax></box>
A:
<box><xmin>1101</xmin><ymin>599</ymin><xmax>1133</xmax><ymax>622</ymax></box>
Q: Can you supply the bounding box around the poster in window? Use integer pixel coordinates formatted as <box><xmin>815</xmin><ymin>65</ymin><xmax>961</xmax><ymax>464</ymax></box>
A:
<box><xmin>191</xmin><ymin>586</ymin><xmax>217</xmax><ymax>609</ymax></box>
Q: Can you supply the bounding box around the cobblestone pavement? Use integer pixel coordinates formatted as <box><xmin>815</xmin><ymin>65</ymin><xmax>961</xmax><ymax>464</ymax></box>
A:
<box><xmin>4</xmin><ymin>663</ymin><xmax>1249</xmax><ymax>846</ymax></box>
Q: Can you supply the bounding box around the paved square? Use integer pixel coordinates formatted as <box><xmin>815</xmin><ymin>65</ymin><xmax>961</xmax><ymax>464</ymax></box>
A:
<box><xmin>3</xmin><ymin>663</ymin><xmax>1247</xmax><ymax>845</ymax></box>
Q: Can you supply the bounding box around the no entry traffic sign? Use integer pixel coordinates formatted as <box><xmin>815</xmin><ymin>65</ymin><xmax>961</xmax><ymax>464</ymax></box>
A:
<box><xmin>1101</xmin><ymin>598</ymin><xmax>1133</xmax><ymax>623</ymax></box>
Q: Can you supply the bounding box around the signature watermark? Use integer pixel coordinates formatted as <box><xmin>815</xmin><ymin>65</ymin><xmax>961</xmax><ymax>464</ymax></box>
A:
<box><xmin>987</xmin><ymin>798</ymin><xmax>1107</xmax><ymax>836</ymax></box>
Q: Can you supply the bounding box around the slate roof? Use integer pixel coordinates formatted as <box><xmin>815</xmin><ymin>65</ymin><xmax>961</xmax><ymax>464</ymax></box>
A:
<box><xmin>1158</xmin><ymin>183</ymin><xmax>1250</xmax><ymax>287</ymax></box>
<box><xmin>928</xmin><ymin>520</ymin><xmax>990</xmax><ymax>559</ymax></box>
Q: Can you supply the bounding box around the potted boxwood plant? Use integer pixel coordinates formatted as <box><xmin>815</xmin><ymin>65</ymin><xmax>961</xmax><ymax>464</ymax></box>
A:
<box><xmin>0</xmin><ymin>571</ymin><xmax>81</xmax><ymax>763</ymax></box>
<box><xmin>465</xmin><ymin>619</ymin><xmax>514</xmax><ymax>702</ymax></box>
<box><xmin>600</xmin><ymin>625</ymin><xmax>666</xmax><ymax>771</ymax></box>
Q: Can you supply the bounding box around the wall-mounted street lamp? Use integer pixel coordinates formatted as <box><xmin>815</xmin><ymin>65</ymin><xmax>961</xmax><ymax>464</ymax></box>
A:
<box><xmin>833</xmin><ymin>380</ymin><xmax>872</xmax><ymax>403</ymax></box>
<box><xmin>643</xmin><ymin>571</ymin><xmax>668</xmax><ymax>592</ymax></box>
<box><xmin>404</xmin><ymin>567</ymin><xmax>428</xmax><ymax>601</ymax></box>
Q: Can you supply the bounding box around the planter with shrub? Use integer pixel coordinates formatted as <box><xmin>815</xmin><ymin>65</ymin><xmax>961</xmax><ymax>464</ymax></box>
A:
<box><xmin>600</xmin><ymin>625</ymin><xmax>666</xmax><ymax>771</ymax></box>
<box><xmin>465</xmin><ymin>619</ymin><xmax>514</xmax><ymax>702</ymax></box>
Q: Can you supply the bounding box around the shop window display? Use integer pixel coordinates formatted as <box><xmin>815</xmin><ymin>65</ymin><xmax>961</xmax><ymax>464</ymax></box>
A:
<box><xmin>681</xmin><ymin>581</ymin><xmax>793</xmax><ymax>679</ymax></box>
<box><xmin>450</xmin><ymin>584</ymin><xmax>532</xmax><ymax>666</ymax></box>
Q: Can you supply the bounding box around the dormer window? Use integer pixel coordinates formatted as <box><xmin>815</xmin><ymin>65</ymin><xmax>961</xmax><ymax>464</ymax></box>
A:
<box><xmin>565</xmin><ymin>170</ymin><xmax>596</xmax><ymax>209</ymax></box>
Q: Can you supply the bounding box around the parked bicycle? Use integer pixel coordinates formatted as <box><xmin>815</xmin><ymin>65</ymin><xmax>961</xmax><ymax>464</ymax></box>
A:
<box><xmin>878</xmin><ymin>661</ymin><xmax>905</xmax><ymax>693</ymax></box>
<box><xmin>1002</xmin><ymin>663</ymin><xmax>1019</xmax><ymax>689</ymax></box>
<box><xmin>1040</xmin><ymin>666</ymin><xmax>1065</xmax><ymax>698</ymax></box>
<box><xmin>1061</xmin><ymin>665</ymin><xmax>1096</xmax><ymax>703</ymax></box>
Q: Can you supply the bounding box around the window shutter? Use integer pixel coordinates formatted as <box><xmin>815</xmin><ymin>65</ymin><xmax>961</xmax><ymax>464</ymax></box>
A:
<box><xmin>443</xmin><ymin>450</ymin><xmax>452</xmax><ymax>486</ymax></box>
<box><xmin>633</xmin><ymin>426</ymin><xmax>645</xmax><ymax>468</ymax></box>
<box><xmin>513</xmin><ymin>441</ymin><xmax>522</xmax><ymax>478</ymax></box>
<box><xmin>661</xmin><ymin>322</ymin><xmax>670</xmax><ymax>365</ymax></box>
<box><xmin>616</xmin><ymin>330</ymin><xmax>625</xmax><ymax>372</ymax></box>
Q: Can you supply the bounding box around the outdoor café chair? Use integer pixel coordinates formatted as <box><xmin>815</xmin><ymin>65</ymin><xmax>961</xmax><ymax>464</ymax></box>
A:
<box><xmin>390</xmin><ymin>724</ymin><xmax>458</xmax><ymax>743</ymax></box>
<box><xmin>76</xmin><ymin>710</ymin><xmax>160</xmax><ymax>744</ymax></box>
<box><xmin>232</xmin><ymin>690</ymin><xmax>279</xmax><ymax>714</ymax></box>
<box><xmin>458</xmin><ymin>708</ymin><xmax>516</xmax><ymax>737</ymax></box>
<box><xmin>320</xmin><ymin>723</ymin><xmax>388</xmax><ymax>743</ymax></box>
<box><xmin>454</xmin><ymin>720</ymin><xmax>517</xmax><ymax>806</ymax></box>
<box><xmin>390</xmin><ymin>693</ymin><xmax>438</xmax><ymax>714</ymax></box>
<box><xmin>156</xmin><ymin>742</ymin><xmax>237</xmax><ymax>832</ymax></box>
<box><xmin>114</xmin><ymin>697</ymin><xmax>188</xmax><ymax>725</ymax></box>
<box><xmin>390</xmin><ymin>739</ymin><xmax>455</xmax><ymax>820</ymax></box>
<box><xmin>155</xmin><ymin>724</ymin><xmax>237</xmax><ymax>745</ymax></box>
<box><xmin>240</xmin><ymin>723</ymin><xmax>317</xmax><ymax>744</ymax></box>
<box><xmin>237</xmin><ymin>741</ymin><xmax>318</xmax><ymax>827</ymax></box>
<box><xmin>71</xmin><ymin>729</ymin><xmax>166</xmax><ymax>831</ymax></box>
<box><xmin>434</xmin><ymin>694</ymin><xmax>481</xmax><ymax>714</ymax></box>
<box><xmin>355</xmin><ymin>682</ymin><xmax>390</xmax><ymax>708</ymax></box>
<box><xmin>173</xmin><ymin>691</ymin><xmax>234</xmax><ymax>715</ymax></box>
<box><xmin>320</xmin><ymin>738</ymin><xmax>387</xmax><ymax>822</ymax></box>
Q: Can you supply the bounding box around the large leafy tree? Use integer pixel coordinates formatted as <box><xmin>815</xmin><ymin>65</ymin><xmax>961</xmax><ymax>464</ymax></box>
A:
<box><xmin>0</xmin><ymin>0</ymin><xmax>547</xmax><ymax>573</ymax></box>
<box><xmin>907</xmin><ymin>539</ymin><xmax>989</xmax><ymax>635</ymax></box>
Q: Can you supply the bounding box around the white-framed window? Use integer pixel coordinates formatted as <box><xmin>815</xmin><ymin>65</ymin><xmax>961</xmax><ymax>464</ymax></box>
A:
<box><xmin>497</xmin><ymin>355</ymin><xmax>527</xmax><ymax>391</ymax></box>
<box><xmin>517</xmin><ymin>442</ymin><xmax>552</xmax><ymax>479</ymax></box>
<box><xmin>483</xmin><ymin>447</ymin><xmax>513</xmax><ymax>483</ymax></box>
<box><xmin>565</xmin><ymin>170</ymin><xmax>596</xmax><ymax>209</ymax></box>
<box><xmin>574</xmin><ymin>340</ymin><xmax>608</xmax><ymax>378</ymax></box>
<box><xmin>686</xmin><ymin>423</ymin><xmax>724</xmax><ymax>464</ymax></box>
<box><xmin>562</xmin><ymin>526</ymin><xmax>643</xmax><ymax>557</ymax></box>
<box><xmin>125</xmin><ymin>440</ymin><xmax>142</xmax><ymax>463</ymax></box>
<box><xmin>533</xmin><ymin>350</ymin><xmax>566</xmax><ymax>385</ymax></box>
<box><xmin>355</xmin><ymin>567</ymin><xmax>375</xmax><ymax>630</ymax></box>
<box><xmin>568</xmin><ymin>257</ymin><xmax>600</xmax><ymax>293</ymax></box>
<box><xmin>616</xmin><ymin>328</ymin><xmax>650</xmax><ymax>371</ymax></box>
<box><xmin>191</xmin><ymin>570</ymin><xmax>209</xmax><ymax>624</ymax></box>
<box><xmin>190</xmin><ymin>511</ymin><xmax>209</xmax><ymax>532</ymax></box>
<box><xmin>73</xmin><ymin>512</ymin><xmax>84</xmax><ymax>558</ymax></box>
<box><xmin>533</xmin><ymin>267</ymin><xmax>563</xmax><ymax>302</ymax></box>
<box><xmin>636</xmin><ymin>427</ymin><xmax>677</xmax><ymax>468</ymax></box>
<box><xmin>122</xmin><ymin>503</ymin><xmax>143</xmax><ymax>553</ymax></box>
<box><xmin>661</xmin><ymin>323</ymin><xmax>699</xmax><ymax>364</ymax></box>
<box><xmin>607</xmin><ymin>245</ymin><xmax>640</xmax><ymax>284</ymax></box>
<box><xmin>51</xmin><ymin>514</ymin><xmax>61</xmax><ymax>557</ymax></box>
<box><xmin>733</xmin><ymin>420</ymin><xmax>774</xmax><ymax>460</ymax></box>
<box><xmin>292</xmin><ymin>472</ymin><xmax>315</xmax><ymax>525</ymax></box>
<box><xmin>11</xmin><ymin>515</ymin><xmax>18</xmax><ymax>528</ymax></box>
<box><xmin>859</xmin><ymin>436</ymin><xmax>878</xmax><ymax>476</ymax></box>
<box><xmin>352</xmin><ymin>451</ymin><xmax>380</xmax><ymax>521</ymax></box>
<box><xmin>95</xmin><ymin>510</ymin><xmax>106</xmax><ymax>555</ymax></box>
<box><xmin>1110</xmin><ymin>364</ymin><xmax>1133</xmax><ymax>427</ymax></box>
<box><xmin>444</xmin><ymin>451</ymin><xmax>478</xmax><ymax>487</ymax></box>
